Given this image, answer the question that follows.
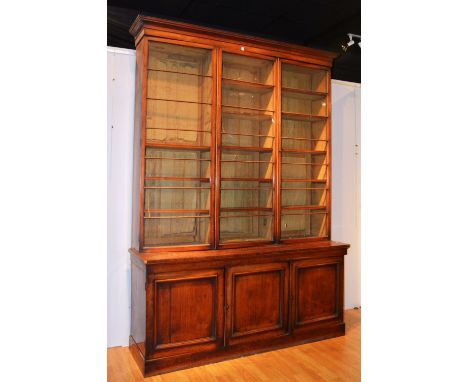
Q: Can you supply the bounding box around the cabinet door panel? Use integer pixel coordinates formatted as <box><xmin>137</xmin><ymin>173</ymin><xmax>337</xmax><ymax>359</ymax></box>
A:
<box><xmin>291</xmin><ymin>258</ymin><xmax>343</xmax><ymax>331</ymax></box>
<box><xmin>226</xmin><ymin>263</ymin><xmax>289</xmax><ymax>345</ymax></box>
<box><xmin>147</xmin><ymin>269</ymin><xmax>224</xmax><ymax>358</ymax></box>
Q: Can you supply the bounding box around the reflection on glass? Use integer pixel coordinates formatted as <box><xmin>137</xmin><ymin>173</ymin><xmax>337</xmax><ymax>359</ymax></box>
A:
<box><xmin>144</xmin><ymin>41</ymin><xmax>213</xmax><ymax>247</ymax></box>
<box><xmin>223</xmin><ymin>53</ymin><xmax>273</xmax><ymax>85</ymax></box>
<box><xmin>282</xmin><ymin>64</ymin><xmax>327</xmax><ymax>93</ymax></box>
<box><xmin>281</xmin><ymin>211</ymin><xmax>327</xmax><ymax>239</ymax></box>
<box><xmin>220</xmin><ymin>213</ymin><xmax>273</xmax><ymax>243</ymax></box>
<box><xmin>281</xmin><ymin>63</ymin><xmax>329</xmax><ymax>240</ymax></box>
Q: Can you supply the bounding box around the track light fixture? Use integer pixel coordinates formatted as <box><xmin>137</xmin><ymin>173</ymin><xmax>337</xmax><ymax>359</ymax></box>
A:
<box><xmin>341</xmin><ymin>33</ymin><xmax>361</xmax><ymax>52</ymax></box>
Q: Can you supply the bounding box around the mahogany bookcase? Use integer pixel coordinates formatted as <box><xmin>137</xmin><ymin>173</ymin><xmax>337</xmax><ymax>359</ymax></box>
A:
<box><xmin>128</xmin><ymin>15</ymin><xmax>349</xmax><ymax>377</ymax></box>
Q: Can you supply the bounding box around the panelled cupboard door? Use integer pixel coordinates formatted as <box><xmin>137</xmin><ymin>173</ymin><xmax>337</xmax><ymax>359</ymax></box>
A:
<box><xmin>291</xmin><ymin>258</ymin><xmax>343</xmax><ymax>332</ymax></box>
<box><xmin>226</xmin><ymin>263</ymin><xmax>289</xmax><ymax>345</ymax></box>
<box><xmin>146</xmin><ymin>269</ymin><xmax>224</xmax><ymax>359</ymax></box>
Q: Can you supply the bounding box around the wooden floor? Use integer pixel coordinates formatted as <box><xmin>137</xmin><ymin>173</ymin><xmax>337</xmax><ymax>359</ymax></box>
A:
<box><xmin>108</xmin><ymin>309</ymin><xmax>361</xmax><ymax>382</ymax></box>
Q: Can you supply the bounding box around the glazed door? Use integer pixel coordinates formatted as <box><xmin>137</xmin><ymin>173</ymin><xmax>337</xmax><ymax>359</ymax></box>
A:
<box><xmin>226</xmin><ymin>263</ymin><xmax>289</xmax><ymax>345</ymax></box>
<box><xmin>291</xmin><ymin>257</ymin><xmax>343</xmax><ymax>333</ymax></box>
<box><xmin>146</xmin><ymin>268</ymin><xmax>224</xmax><ymax>358</ymax></box>
<box><xmin>143</xmin><ymin>41</ymin><xmax>215</xmax><ymax>249</ymax></box>
<box><xmin>280</xmin><ymin>61</ymin><xmax>331</xmax><ymax>241</ymax></box>
<box><xmin>218</xmin><ymin>51</ymin><xmax>277</xmax><ymax>246</ymax></box>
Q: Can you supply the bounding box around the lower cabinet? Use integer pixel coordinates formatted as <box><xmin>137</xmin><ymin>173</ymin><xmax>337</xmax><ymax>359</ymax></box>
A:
<box><xmin>130</xmin><ymin>244</ymin><xmax>348</xmax><ymax>377</ymax></box>
<box><xmin>146</xmin><ymin>269</ymin><xmax>225</xmax><ymax>358</ymax></box>
<box><xmin>291</xmin><ymin>257</ymin><xmax>344</xmax><ymax>332</ymax></box>
<box><xmin>226</xmin><ymin>263</ymin><xmax>289</xmax><ymax>345</ymax></box>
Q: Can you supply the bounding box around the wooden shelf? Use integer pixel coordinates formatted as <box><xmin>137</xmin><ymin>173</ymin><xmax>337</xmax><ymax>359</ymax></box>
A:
<box><xmin>281</xmin><ymin>161</ymin><xmax>327</xmax><ymax>166</ymax></box>
<box><xmin>222</xmin><ymin>104</ymin><xmax>274</xmax><ymax>113</ymax></box>
<box><xmin>222</xmin><ymin>145</ymin><xmax>273</xmax><ymax>152</ymax></box>
<box><xmin>282</xmin><ymin>87</ymin><xmax>327</xmax><ymax>99</ymax></box>
<box><xmin>146</xmin><ymin>97</ymin><xmax>212</xmax><ymax>106</ymax></box>
<box><xmin>147</xmin><ymin>68</ymin><xmax>212</xmax><ymax>78</ymax></box>
<box><xmin>282</xmin><ymin>136</ymin><xmax>327</xmax><ymax>142</ymax></box>
<box><xmin>145</xmin><ymin>156</ymin><xmax>211</xmax><ymax>162</ymax></box>
<box><xmin>223</xmin><ymin>78</ymin><xmax>274</xmax><ymax>92</ymax></box>
<box><xmin>144</xmin><ymin>215</ymin><xmax>211</xmax><ymax>219</ymax></box>
<box><xmin>222</xmin><ymin>131</ymin><xmax>274</xmax><ymax>139</ymax></box>
<box><xmin>221</xmin><ymin>159</ymin><xmax>272</xmax><ymax>163</ymax></box>
<box><xmin>146</xmin><ymin>127</ymin><xmax>212</xmax><ymax>134</ymax></box>
<box><xmin>282</xmin><ymin>149</ymin><xmax>327</xmax><ymax>154</ymax></box>
<box><xmin>145</xmin><ymin>209</ymin><xmax>210</xmax><ymax>213</ymax></box>
<box><xmin>146</xmin><ymin>97</ymin><xmax>211</xmax><ymax>106</ymax></box>
<box><xmin>145</xmin><ymin>142</ymin><xmax>211</xmax><ymax>151</ymax></box>
<box><xmin>221</xmin><ymin>207</ymin><xmax>273</xmax><ymax>212</ymax></box>
<box><xmin>222</xmin><ymin>108</ymin><xmax>273</xmax><ymax>121</ymax></box>
<box><xmin>281</xmin><ymin>211</ymin><xmax>327</xmax><ymax>216</ymax></box>
<box><xmin>145</xmin><ymin>176</ymin><xmax>210</xmax><ymax>182</ymax></box>
<box><xmin>222</xmin><ymin>177</ymin><xmax>272</xmax><ymax>183</ymax></box>
<box><xmin>144</xmin><ymin>186</ymin><xmax>210</xmax><ymax>189</ymax></box>
<box><xmin>282</xmin><ymin>205</ymin><xmax>326</xmax><ymax>210</ymax></box>
<box><xmin>221</xmin><ymin>187</ymin><xmax>272</xmax><ymax>190</ymax></box>
<box><xmin>282</xmin><ymin>178</ymin><xmax>326</xmax><ymax>183</ymax></box>
<box><xmin>282</xmin><ymin>112</ymin><xmax>327</xmax><ymax>122</ymax></box>
<box><xmin>282</xmin><ymin>187</ymin><xmax>327</xmax><ymax>190</ymax></box>
<box><xmin>220</xmin><ymin>213</ymin><xmax>273</xmax><ymax>218</ymax></box>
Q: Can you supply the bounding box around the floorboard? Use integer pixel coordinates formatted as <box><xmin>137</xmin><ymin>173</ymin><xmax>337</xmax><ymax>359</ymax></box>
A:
<box><xmin>108</xmin><ymin>308</ymin><xmax>361</xmax><ymax>381</ymax></box>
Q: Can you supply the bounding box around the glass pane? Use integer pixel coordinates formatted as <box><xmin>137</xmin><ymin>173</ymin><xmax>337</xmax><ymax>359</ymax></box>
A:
<box><xmin>220</xmin><ymin>53</ymin><xmax>275</xmax><ymax>245</ymax></box>
<box><xmin>282</xmin><ymin>119</ymin><xmax>327</xmax><ymax>151</ymax></box>
<box><xmin>148</xmin><ymin>42</ymin><xmax>212</xmax><ymax>76</ymax></box>
<box><xmin>145</xmin><ymin>148</ymin><xmax>211</xmax><ymax>178</ymax></box>
<box><xmin>144</xmin><ymin>214</ymin><xmax>210</xmax><ymax>246</ymax></box>
<box><xmin>146</xmin><ymin>100</ymin><xmax>211</xmax><ymax>146</ymax></box>
<box><xmin>221</xmin><ymin>181</ymin><xmax>273</xmax><ymax>209</ymax></box>
<box><xmin>281</xmin><ymin>152</ymin><xmax>327</xmax><ymax>180</ymax></box>
<box><xmin>147</xmin><ymin>70</ymin><xmax>212</xmax><ymax>104</ymax></box>
<box><xmin>144</xmin><ymin>42</ymin><xmax>213</xmax><ymax>248</ymax></box>
<box><xmin>145</xmin><ymin>180</ymin><xmax>210</xmax><ymax>210</ymax></box>
<box><xmin>280</xmin><ymin>62</ymin><xmax>329</xmax><ymax>240</ymax></box>
<box><xmin>281</xmin><ymin>182</ymin><xmax>327</xmax><ymax>207</ymax></box>
<box><xmin>281</xmin><ymin>211</ymin><xmax>327</xmax><ymax>239</ymax></box>
<box><xmin>282</xmin><ymin>92</ymin><xmax>327</xmax><ymax>117</ymax></box>
<box><xmin>222</xmin><ymin>84</ymin><xmax>274</xmax><ymax>111</ymax></box>
<box><xmin>282</xmin><ymin>64</ymin><xmax>327</xmax><ymax>93</ymax></box>
<box><xmin>221</xmin><ymin>150</ymin><xmax>273</xmax><ymax>179</ymax></box>
<box><xmin>220</xmin><ymin>212</ymin><xmax>273</xmax><ymax>243</ymax></box>
<box><xmin>223</xmin><ymin>53</ymin><xmax>273</xmax><ymax>85</ymax></box>
<box><xmin>222</xmin><ymin>108</ymin><xmax>274</xmax><ymax>149</ymax></box>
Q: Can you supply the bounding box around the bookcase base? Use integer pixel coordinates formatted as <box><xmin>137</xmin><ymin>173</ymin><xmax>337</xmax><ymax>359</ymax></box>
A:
<box><xmin>129</xmin><ymin>241</ymin><xmax>348</xmax><ymax>378</ymax></box>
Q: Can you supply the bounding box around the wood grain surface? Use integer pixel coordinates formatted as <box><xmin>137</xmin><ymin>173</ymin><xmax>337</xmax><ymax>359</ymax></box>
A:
<box><xmin>108</xmin><ymin>308</ymin><xmax>360</xmax><ymax>381</ymax></box>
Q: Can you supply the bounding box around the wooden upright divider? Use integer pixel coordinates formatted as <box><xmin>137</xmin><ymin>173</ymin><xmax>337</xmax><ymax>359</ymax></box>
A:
<box><xmin>128</xmin><ymin>15</ymin><xmax>349</xmax><ymax>377</ymax></box>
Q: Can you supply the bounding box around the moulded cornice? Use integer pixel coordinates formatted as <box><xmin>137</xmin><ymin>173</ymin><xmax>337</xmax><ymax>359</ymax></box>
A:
<box><xmin>129</xmin><ymin>14</ymin><xmax>338</xmax><ymax>67</ymax></box>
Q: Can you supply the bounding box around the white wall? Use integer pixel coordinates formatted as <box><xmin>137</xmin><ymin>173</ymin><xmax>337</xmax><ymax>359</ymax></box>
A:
<box><xmin>107</xmin><ymin>46</ymin><xmax>361</xmax><ymax>346</ymax></box>
<box><xmin>331</xmin><ymin>80</ymin><xmax>361</xmax><ymax>309</ymax></box>
<box><xmin>107</xmin><ymin>47</ymin><xmax>135</xmax><ymax>347</ymax></box>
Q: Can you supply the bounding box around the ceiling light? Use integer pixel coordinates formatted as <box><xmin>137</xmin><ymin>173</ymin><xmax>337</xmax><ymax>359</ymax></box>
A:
<box><xmin>341</xmin><ymin>33</ymin><xmax>361</xmax><ymax>52</ymax></box>
<box><xmin>341</xmin><ymin>34</ymin><xmax>354</xmax><ymax>52</ymax></box>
